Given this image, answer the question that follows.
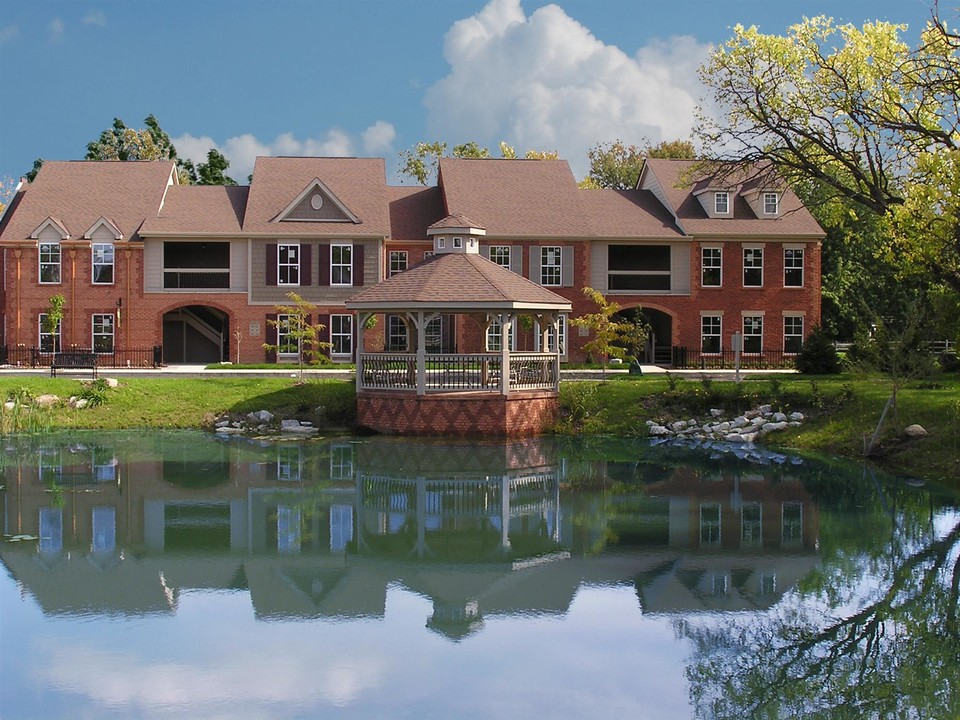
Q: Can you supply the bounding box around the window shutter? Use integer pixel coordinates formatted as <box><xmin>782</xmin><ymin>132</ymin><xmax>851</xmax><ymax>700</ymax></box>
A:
<box><xmin>265</xmin><ymin>314</ymin><xmax>278</xmax><ymax>363</ymax></box>
<box><xmin>511</xmin><ymin>246</ymin><xmax>523</xmax><ymax>275</ymax></box>
<box><xmin>300</xmin><ymin>244</ymin><xmax>312</xmax><ymax>286</ymax></box>
<box><xmin>266</xmin><ymin>244</ymin><xmax>277</xmax><ymax>286</ymax></box>
<box><xmin>318</xmin><ymin>313</ymin><xmax>330</xmax><ymax>358</ymax></box>
<box><xmin>318</xmin><ymin>244</ymin><xmax>330</xmax><ymax>286</ymax></box>
<box><xmin>529</xmin><ymin>246</ymin><xmax>540</xmax><ymax>282</ymax></box>
<box><xmin>481</xmin><ymin>245</ymin><xmax>491</xmax><ymax>259</ymax></box>
<box><xmin>353</xmin><ymin>243</ymin><xmax>364</xmax><ymax>286</ymax></box>
<box><xmin>562</xmin><ymin>246</ymin><xmax>574</xmax><ymax>287</ymax></box>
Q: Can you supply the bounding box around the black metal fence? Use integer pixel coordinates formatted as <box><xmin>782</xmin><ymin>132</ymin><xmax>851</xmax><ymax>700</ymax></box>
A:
<box><xmin>0</xmin><ymin>346</ymin><xmax>162</xmax><ymax>369</ymax></box>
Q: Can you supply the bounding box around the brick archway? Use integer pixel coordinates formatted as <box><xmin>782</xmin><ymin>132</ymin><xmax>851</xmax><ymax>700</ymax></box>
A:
<box><xmin>161</xmin><ymin>305</ymin><xmax>229</xmax><ymax>364</ymax></box>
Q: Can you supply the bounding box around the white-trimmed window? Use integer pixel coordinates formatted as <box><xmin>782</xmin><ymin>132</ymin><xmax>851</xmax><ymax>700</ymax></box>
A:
<box><xmin>784</xmin><ymin>315</ymin><xmax>804</xmax><ymax>354</ymax></box>
<box><xmin>701</xmin><ymin>315</ymin><xmax>721</xmax><ymax>354</ymax></box>
<box><xmin>763</xmin><ymin>192</ymin><xmax>779</xmax><ymax>215</ymax></box>
<box><xmin>437</xmin><ymin>237</ymin><xmax>446</xmax><ymax>250</ymax></box>
<box><xmin>490</xmin><ymin>246</ymin><xmax>511</xmax><ymax>268</ymax></box>
<box><xmin>453</xmin><ymin>236</ymin><xmax>463</xmax><ymax>249</ymax></box>
<box><xmin>277</xmin><ymin>314</ymin><xmax>299</xmax><ymax>355</ymax></box>
<box><xmin>743</xmin><ymin>315</ymin><xmax>763</xmax><ymax>353</ymax></box>
<box><xmin>92</xmin><ymin>314</ymin><xmax>115</xmax><ymax>354</ymax></box>
<box><xmin>330</xmin><ymin>443</ymin><xmax>354</xmax><ymax>480</ymax></box>
<box><xmin>278</xmin><ymin>243</ymin><xmax>300</xmax><ymax>285</ymax></box>
<box><xmin>701</xmin><ymin>247</ymin><xmax>722</xmax><ymax>287</ymax></box>
<box><xmin>784</xmin><ymin>248</ymin><xmax>804</xmax><ymax>287</ymax></box>
<box><xmin>387</xmin><ymin>315</ymin><xmax>408</xmax><ymax>351</ymax></box>
<box><xmin>540</xmin><ymin>246</ymin><xmax>562</xmax><ymax>286</ymax></box>
<box><xmin>389</xmin><ymin>250</ymin><xmax>407</xmax><ymax>277</ymax></box>
<box><xmin>331</xmin><ymin>314</ymin><xmax>353</xmax><ymax>357</ymax></box>
<box><xmin>38</xmin><ymin>313</ymin><xmax>61</xmax><ymax>353</ymax></box>
<box><xmin>743</xmin><ymin>247</ymin><xmax>763</xmax><ymax>287</ymax></box>
<box><xmin>331</xmin><ymin>244</ymin><xmax>352</xmax><ymax>286</ymax></box>
<box><xmin>92</xmin><ymin>243</ymin><xmax>115</xmax><ymax>284</ymax></box>
<box><xmin>39</xmin><ymin>242</ymin><xmax>61</xmax><ymax>284</ymax></box>
<box><xmin>714</xmin><ymin>192</ymin><xmax>729</xmax><ymax>215</ymax></box>
<box><xmin>700</xmin><ymin>503</ymin><xmax>721</xmax><ymax>546</ymax></box>
<box><xmin>486</xmin><ymin>316</ymin><xmax>515</xmax><ymax>352</ymax></box>
<box><xmin>277</xmin><ymin>446</ymin><xmax>302</xmax><ymax>481</ymax></box>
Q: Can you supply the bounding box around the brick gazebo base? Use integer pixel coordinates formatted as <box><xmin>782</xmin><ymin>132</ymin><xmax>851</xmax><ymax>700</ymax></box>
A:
<box><xmin>356</xmin><ymin>391</ymin><xmax>560</xmax><ymax>437</ymax></box>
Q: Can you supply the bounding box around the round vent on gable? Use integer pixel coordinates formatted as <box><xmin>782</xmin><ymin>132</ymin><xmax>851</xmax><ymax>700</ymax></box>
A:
<box><xmin>310</xmin><ymin>193</ymin><xmax>324</xmax><ymax>210</ymax></box>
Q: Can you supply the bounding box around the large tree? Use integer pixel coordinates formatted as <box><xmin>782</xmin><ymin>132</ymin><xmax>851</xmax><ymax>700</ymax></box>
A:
<box><xmin>696</xmin><ymin>11</ymin><xmax>960</xmax><ymax>293</ymax></box>
<box><xmin>181</xmin><ymin>148</ymin><xmax>237</xmax><ymax>186</ymax></box>
<box><xmin>398</xmin><ymin>140</ymin><xmax>561</xmax><ymax>184</ymax></box>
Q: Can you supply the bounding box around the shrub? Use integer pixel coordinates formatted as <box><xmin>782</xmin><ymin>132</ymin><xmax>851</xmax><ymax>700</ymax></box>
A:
<box><xmin>795</xmin><ymin>325</ymin><xmax>841</xmax><ymax>374</ymax></box>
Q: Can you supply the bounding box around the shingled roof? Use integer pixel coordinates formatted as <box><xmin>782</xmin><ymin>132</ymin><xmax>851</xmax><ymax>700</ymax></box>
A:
<box><xmin>347</xmin><ymin>252</ymin><xmax>571</xmax><ymax>312</ymax></box>
<box><xmin>0</xmin><ymin>161</ymin><xmax>176</xmax><ymax>243</ymax></box>
<box><xmin>140</xmin><ymin>185</ymin><xmax>248</xmax><ymax>236</ymax></box>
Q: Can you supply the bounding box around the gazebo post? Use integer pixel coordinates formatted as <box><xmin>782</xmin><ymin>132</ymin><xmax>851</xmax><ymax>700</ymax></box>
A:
<box><xmin>500</xmin><ymin>313</ymin><xmax>513</xmax><ymax>396</ymax></box>
<box><xmin>415</xmin><ymin>311</ymin><xmax>428</xmax><ymax>396</ymax></box>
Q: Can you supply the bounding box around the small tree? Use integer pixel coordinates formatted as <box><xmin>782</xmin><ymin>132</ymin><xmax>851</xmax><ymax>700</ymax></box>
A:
<box><xmin>570</xmin><ymin>288</ymin><xmax>630</xmax><ymax>378</ymax></box>
<box><xmin>42</xmin><ymin>294</ymin><xmax>65</xmax><ymax>353</ymax></box>
<box><xmin>262</xmin><ymin>293</ymin><xmax>331</xmax><ymax>383</ymax></box>
<box><xmin>794</xmin><ymin>325</ymin><xmax>841</xmax><ymax>374</ymax></box>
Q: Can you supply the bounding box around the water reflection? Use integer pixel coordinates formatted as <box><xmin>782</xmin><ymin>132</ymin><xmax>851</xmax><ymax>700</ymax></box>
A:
<box><xmin>1</xmin><ymin>431</ymin><xmax>957</xmax><ymax>718</ymax></box>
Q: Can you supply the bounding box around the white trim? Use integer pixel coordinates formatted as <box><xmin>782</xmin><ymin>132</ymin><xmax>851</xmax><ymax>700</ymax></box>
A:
<box><xmin>30</xmin><ymin>217</ymin><xmax>70</xmax><ymax>240</ymax></box>
<box><xmin>84</xmin><ymin>216</ymin><xmax>123</xmax><ymax>240</ymax></box>
<box><xmin>273</xmin><ymin>177</ymin><xmax>360</xmax><ymax>224</ymax></box>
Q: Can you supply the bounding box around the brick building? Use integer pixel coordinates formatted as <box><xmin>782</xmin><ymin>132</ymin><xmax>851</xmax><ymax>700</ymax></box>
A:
<box><xmin>0</xmin><ymin>156</ymin><xmax>822</xmax><ymax>366</ymax></box>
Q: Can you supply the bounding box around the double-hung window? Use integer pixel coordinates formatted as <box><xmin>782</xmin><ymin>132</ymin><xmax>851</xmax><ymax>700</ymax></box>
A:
<box><xmin>389</xmin><ymin>250</ymin><xmax>407</xmax><ymax>277</ymax></box>
<box><xmin>763</xmin><ymin>192</ymin><xmax>779</xmax><ymax>215</ymax></box>
<box><xmin>40</xmin><ymin>243</ymin><xmax>61</xmax><ymax>284</ymax></box>
<box><xmin>490</xmin><ymin>246</ymin><xmax>511</xmax><ymax>269</ymax></box>
<box><xmin>743</xmin><ymin>315</ymin><xmax>763</xmax><ymax>353</ymax></box>
<box><xmin>540</xmin><ymin>246</ymin><xmax>562</xmax><ymax>286</ymax></box>
<box><xmin>278</xmin><ymin>244</ymin><xmax>300</xmax><ymax>285</ymax></box>
<box><xmin>276</xmin><ymin>314</ymin><xmax>299</xmax><ymax>356</ymax></box>
<box><xmin>387</xmin><ymin>315</ymin><xmax>408</xmax><ymax>351</ymax></box>
<box><xmin>701</xmin><ymin>315</ymin><xmax>721</xmax><ymax>354</ymax></box>
<box><xmin>701</xmin><ymin>247</ymin><xmax>722</xmax><ymax>287</ymax></box>
<box><xmin>784</xmin><ymin>248</ymin><xmax>804</xmax><ymax>287</ymax></box>
<box><xmin>92</xmin><ymin>243</ymin><xmax>114</xmax><ymax>284</ymax></box>
<box><xmin>39</xmin><ymin>314</ymin><xmax>61</xmax><ymax>353</ymax></box>
<box><xmin>331</xmin><ymin>244</ymin><xmax>352</xmax><ymax>286</ymax></box>
<box><xmin>743</xmin><ymin>247</ymin><xmax>763</xmax><ymax>287</ymax></box>
<box><xmin>92</xmin><ymin>314</ymin><xmax>115</xmax><ymax>353</ymax></box>
<box><xmin>784</xmin><ymin>315</ymin><xmax>804</xmax><ymax>354</ymax></box>
<box><xmin>331</xmin><ymin>314</ymin><xmax>353</xmax><ymax>357</ymax></box>
<box><xmin>714</xmin><ymin>192</ymin><xmax>729</xmax><ymax>215</ymax></box>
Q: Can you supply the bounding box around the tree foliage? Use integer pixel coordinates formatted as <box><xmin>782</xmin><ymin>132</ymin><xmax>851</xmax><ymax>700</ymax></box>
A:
<box><xmin>697</xmin><ymin>12</ymin><xmax>960</xmax><ymax>292</ymax></box>
<box><xmin>580</xmin><ymin>138</ymin><xmax>696</xmax><ymax>189</ymax></box>
<box><xmin>570</xmin><ymin>288</ymin><xmax>648</xmax><ymax>376</ymax></box>
<box><xmin>398</xmin><ymin>140</ymin><xmax>561</xmax><ymax>184</ymax></box>
<box><xmin>181</xmin><ymin>148</ymin><xmax>237</xmax><ymax>186</ymax></box>
<box><xmin>262</xmin><ymin>292</ymin><xmax>331</xmax><ymax>383</ymax></box>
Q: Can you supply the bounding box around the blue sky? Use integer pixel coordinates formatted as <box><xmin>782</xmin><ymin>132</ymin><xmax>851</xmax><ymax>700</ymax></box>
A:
<box><xmin>0</xmin><ymin>0</ymin><xmax>935</xmax><ymax>188</ymax></box>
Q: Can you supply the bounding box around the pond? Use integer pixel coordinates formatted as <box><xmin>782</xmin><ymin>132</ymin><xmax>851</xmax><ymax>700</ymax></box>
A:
<box><xmin>1</xmin><ymin>431</ymin><xmax>957</xmax><ymax>719</ymax></box>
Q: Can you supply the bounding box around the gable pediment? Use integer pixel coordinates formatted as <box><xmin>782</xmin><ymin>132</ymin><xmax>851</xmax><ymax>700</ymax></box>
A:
<box><xmin>31</xmin><ymin>216</ymin><xmax>70</xmax><ymax>240</ymax></box>
<box><xmin>84</xmin><ymin>216</ymin><xmax>123</xmax><ymax>240</ymax></box>
<box><xmin>274</xmin><ymin>178</ymin><xmax>360</xmax><ymax>224</ymax></box>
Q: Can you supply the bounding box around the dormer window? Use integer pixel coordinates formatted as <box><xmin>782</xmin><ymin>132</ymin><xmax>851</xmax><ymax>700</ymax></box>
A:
<box><xmin>763</xmin><ymin>192</ymin><xmax>779</xmax><ymax>215</ymax></box>
<box><xmin>714</xmin><ymin>192</ymin><xmax>730</xmax><ymax>215</ymax></box>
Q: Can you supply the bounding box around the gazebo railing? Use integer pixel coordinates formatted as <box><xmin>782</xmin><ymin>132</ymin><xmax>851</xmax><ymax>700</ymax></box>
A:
<box><xmin>358</xmin><ymin>352</ymin><xmax>558</xmax><ymax>393</ymax></box>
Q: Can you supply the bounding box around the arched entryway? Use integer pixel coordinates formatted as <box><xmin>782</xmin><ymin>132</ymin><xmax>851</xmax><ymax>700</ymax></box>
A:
<box><xmin>615</xmin><ymin>306</ymin><xmax>674</xmax><ymax>366</ymax></box>
<box><xmin>162</xmin><ymin>305</ymin><xmax>229</xmax><ymax>364</ymax></box>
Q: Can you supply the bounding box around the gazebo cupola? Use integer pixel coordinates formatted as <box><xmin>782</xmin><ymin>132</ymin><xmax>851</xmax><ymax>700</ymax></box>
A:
<box><xmin>347</xmin><ymin>213</ymin><xmax>572</xmax><ymax>438</ymax></box>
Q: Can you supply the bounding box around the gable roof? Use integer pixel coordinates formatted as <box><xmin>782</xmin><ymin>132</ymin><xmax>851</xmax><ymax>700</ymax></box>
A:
<box><xmin>438</xmin><ymin>158</ymin><xmax>593</xmax><ymax>237</ymax></box>
<box><xmin>0</xmin><ymin>161</ymin><xmax>176</xmax><ymax>244</ymax></box>
<box><xmin>640</xmin><ymin>159</ymin><xmax>824</xmax><ymax>237</ymax></box>
<box><xmin>242</xmin><ymin>157</ymin><xmax>390</xmax><ymax>237</ymax></box>
<box><xmin>386</xmin><ymin>186</ymin><xmax>445</xmax><ymax>242</ymax></box>
<box><xmin>140</xmin><ymin>185</ymin><xmax>248</xmax><ymax>236</ymax></box>
<box><xmin>347</xmin><ymin>252</ymin><xmax>571</xmax><ymax>311</ymax></box>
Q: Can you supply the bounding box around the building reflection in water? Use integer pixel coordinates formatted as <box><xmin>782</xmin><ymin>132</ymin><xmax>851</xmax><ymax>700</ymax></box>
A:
<box><xmin>0</xmin><ymin>432</ymin><xmax>818</xmax><ymax>639</ymax></box>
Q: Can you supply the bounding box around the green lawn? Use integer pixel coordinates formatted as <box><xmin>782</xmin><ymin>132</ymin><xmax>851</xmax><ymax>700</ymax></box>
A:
<box><xmin>1</xmin><ymin>372</ymin><xmax>957</xmax><ymax>488</ymax></box>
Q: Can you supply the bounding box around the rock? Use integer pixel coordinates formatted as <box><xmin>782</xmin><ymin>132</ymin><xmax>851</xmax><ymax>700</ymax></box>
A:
<box><xmin>762</xmin><ymin>421</ymin><xmax>788</xmax><ymax>433</ymax></box>
<box><xmin>255</xmin><ymin>410</ymin><xmax>274</xmax><ymax>422</ymax></box>
<box><xmin>687</xmin><ymin>419</ymin><xmax>698</xmax><ymax>427</ymax></box>
<box><xmin>34</xmin><ymin>394</ymin><xmax>59</xmax><ymax>407</ymax></box>
<box><xmin>710</xmin><ymin>408</ymin><xmax>724</xmax><ymax>418</ymax></box>
<box><xmin>904</xmin><ymin>424</ymin><xmax>928</xmax><ymax>438</ymax></box>
<box><xmin>726</xmin><ymin>433</ymin><xmax>745</xmax><ymax>443</ymax></box>
<box><xmin>215</xmin><ymin>426</ymin><xmax>243</xmax><ymax>434</ymax></box>
<box><xmin>649</xmin><ymin>425</ymin><xmax>672</xmax><ymax>436</ymax></box>
<box><xmin>281</xmin><ymin>425</ymin><xmax>319</xmax><ymax>436</ymax></box>
<box><xmin>3</xmin><ymin>401</ymin><xmax>14</xmax><ymax>411</ymax></box>
<box><xmin>758</xmin><ymin>404</ymin><xmax>773</xmax><ymax>415</ymax></box>
<box><xmin>732</xmin><ymin>416</ymin><xmax>749</xmax><ymax>428</ymax></box>
<box><xmin>645</xmin><ymin>420</ymin><xmax>655</xmax><ymax>426</ymax></box>
<box><xmin>671</xmin><ymin>421</ymin><xmax>687</xmax><ymax>432</ymax></box>
<box><xmin>216</xmin><ymin>419</ymin><xmax>231</xmax><ymax>428</ymax></box>
<box><xmin>71</xmin><ymin>398</ymin><xmax>88</xmax><ymax>409</ymax></box>
<box><xmin>789</xmin><ymin>412</ymin><xmax>805</xmax><ymax>422</ymax></box>
<box><xmin>280</xmin><ymin>419</ymin><xmax>302</xmax><ymax>430</ymax></box>
<box><xmin>716</xmin><ymin>421</ymin><xmax>731</xmax><ymax>432</ymax></box>
<box><xmin>772</xmin><ymin>412</ymin><xmax>787</xmax><ymax>423</ymax></box>
<box><xmin>102</xmin><ymin>377</ymin><xmax>119</xmax><ymax>388</ymax></box>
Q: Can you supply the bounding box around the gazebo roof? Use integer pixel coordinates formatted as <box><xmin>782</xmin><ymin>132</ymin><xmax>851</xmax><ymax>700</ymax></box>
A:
<box><xmin>347</xmin><ymin>252</ymin><xmax>571</xmax><ymax>313</ymax></box>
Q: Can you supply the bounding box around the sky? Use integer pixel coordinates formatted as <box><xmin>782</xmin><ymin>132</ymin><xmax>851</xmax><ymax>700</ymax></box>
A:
<box><xmin>0</xmin><ymin>0</ymin><xmax>938</xmax><ymax>189</ymax></box>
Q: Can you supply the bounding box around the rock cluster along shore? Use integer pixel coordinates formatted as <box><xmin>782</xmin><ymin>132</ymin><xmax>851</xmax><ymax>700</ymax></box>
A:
<box><xmin>646</xmin><ymin>405</ymin><xmax>805</xmax><ymax>444</ymax></box>
<box><xmin>214</xmin><ymin>410</ymin><xmax>320</xmax><ymax>437</ymax></box>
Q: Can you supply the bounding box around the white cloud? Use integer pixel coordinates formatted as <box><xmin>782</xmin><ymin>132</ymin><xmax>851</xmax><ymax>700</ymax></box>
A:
<box><xmin>0</xmin><ymin>24</ymin><xmax>18</xmax><ymax>44</ymax></box>
<box><xmin>173</xmin><ymin>122</ymin><xmax>395</xmax><ymax>183</ymax></box>
<box><xmin>425</xmin><ymin>0</ymin><xmax>712</xmax><ymax>178</ymax></box>
<box><xmin>82</xmin><ymin>10</ymin><xmax>107</xmax><ymax>27</ymax></box>
<box><xmin>48</xmin><ymin>17</ymin><xmax>65</xmax><ymax>42</ymax></box>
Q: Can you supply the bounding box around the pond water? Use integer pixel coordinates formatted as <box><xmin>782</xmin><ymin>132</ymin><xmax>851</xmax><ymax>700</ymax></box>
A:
<box><xmin>1</xmin><ymin>431</ymin><xmax>957</xmax><ymax>719</ymax></box>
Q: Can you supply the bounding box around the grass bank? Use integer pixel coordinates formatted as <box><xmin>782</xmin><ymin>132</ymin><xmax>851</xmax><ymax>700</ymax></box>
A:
<box><xmin>1</xmin><ymin>372</ymin><xmax>957</xmax><ymax>488</ymax></box>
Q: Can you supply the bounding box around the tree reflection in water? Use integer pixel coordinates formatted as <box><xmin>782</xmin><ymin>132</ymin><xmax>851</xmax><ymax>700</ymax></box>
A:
<box><xmin>680</xmin><ymin>469</ymin><xmax>960</xmax><ymax>720</ymax></box>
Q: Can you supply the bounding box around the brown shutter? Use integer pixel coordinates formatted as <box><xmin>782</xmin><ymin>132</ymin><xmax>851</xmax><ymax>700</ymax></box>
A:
<box><xmin>266</xmin><ymin>244</ymin><xmax>277</xmax><ymax>285</ymax></box>
<box><xmin>562</xmin><ymin>246</ymin><xmax>574</xmax><ymax>287</ymax></box>
<box><xmin>265</xmin><ymin>314</ymin><xmax>278</xmax><ymax>363</ymax></box>
<box><xmin>318</xmin><ymin>244</ymin><xmax>330</xmax><ymax>286</ymax></box>
<box><xmin>300</xmin><ymin>244</ymin><xmax>312</xmax><ymax>286</ymax></box>
<box><xmin>318</xmin><ymin>313</ymin><xmax>330</xmax><ymax>358</ymax></box>
<box><xmin>353</xmin><ymin>243</ymin><xmax>364</xmax><ymax>286</ymax></box>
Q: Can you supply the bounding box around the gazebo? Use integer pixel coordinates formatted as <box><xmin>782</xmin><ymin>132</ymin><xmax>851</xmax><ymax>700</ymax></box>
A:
<box><xmin>347</xmin><ymin>214</ymin><xmax>572</xmax><ymax>437</ymax></box>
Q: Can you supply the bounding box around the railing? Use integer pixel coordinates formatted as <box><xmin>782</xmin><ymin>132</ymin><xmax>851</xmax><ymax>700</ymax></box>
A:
<box><xmin>1</xmin><ymin>346</ymin><xmax>162</xmax><ymax>369</ymax></box>
<box><xmin>671</xmin><ymin>348</ymin><xmax>798</xmax><ymax>370</ymax></box>
<box><xmin>163</xmin><ymin>269</ymin><xmax>230</xmax><ymax>289</ymax></box>
<box><xmin>358</xmin><ymin>352</ymin><xmax>558</xmax><ymax>393</ymax></box>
